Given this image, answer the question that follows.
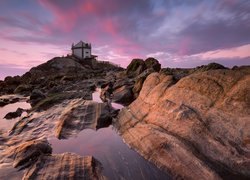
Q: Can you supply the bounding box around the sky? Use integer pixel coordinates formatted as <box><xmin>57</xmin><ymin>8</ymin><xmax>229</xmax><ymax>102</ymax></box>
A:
<box><xmin>0</xmin><ymin>0</ymin><xmax>250</xmax><ymax>79</ymax></box>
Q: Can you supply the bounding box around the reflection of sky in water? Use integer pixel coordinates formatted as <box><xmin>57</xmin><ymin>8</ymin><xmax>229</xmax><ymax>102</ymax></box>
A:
<box><xmin>92</xmin><ymin>89</ymin><xmax>124</xmax><ymax>109</ymax></box>
<box><xmin>49</xmin><ymin>126</ymin><xmax>170</xmax><ymax>180</ymax></box>
<box><xmin>0</xmin><ymin>102</ymin><xmax>31</xmax><ymax>131</ymax></box>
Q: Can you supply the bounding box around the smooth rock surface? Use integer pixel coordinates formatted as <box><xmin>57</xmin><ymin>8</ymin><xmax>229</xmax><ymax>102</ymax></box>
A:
<box><xmin>55</xmin><ymin>100</ymin><xmax>114</xmax><ymax>139</ymax></box>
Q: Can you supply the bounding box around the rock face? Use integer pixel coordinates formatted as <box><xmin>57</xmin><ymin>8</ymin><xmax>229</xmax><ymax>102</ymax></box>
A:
<box><xmin>145</xmin><ymin>57</ymin><xmax>161</xmax><ymax>72</ymax></box>
<box><xmin>126</xmin><ymin>57</ymin><xmax>161</xmax><ymax>78</ymax></box>
<box><xmin>2</xmin><ymin>138</ymin><xmax>105</xmax><ymax>179</ymax></box>
<box><xmin>114</xmin><ymin>68</ymin><xmax>250</xmax><ymax>179</ymax></box>
<box><xmin>55</xmin><ymin>100</ymin><xmax>115</xmax><ymax>139</ymax></box>
<box><xmin>4</xmin><ymin>139</ymin><xmax>52</xmax><ymax>169</ymax></box>
<box><xmin>126</xmin><ymin>59</ymin><xmax>146</xmax><ymax>77</ymax></box>
<box><xmin>23</xmin><ymin>153</ymin><xmax>105</xmax><ymax>180</ymax></box>
<box><xmin>99</xmin><ymin>58</ymin><xmax>162</xmax><ymax>106</ymax></box>
<box><xmin>9</xmin><ymin>99</ymin><xmax>114</xmax><ymax>140</ymax></box>
<box><xmin>29</xmin><ymin>89</ymin><xmax>46</xmax><ymax>106</ymax></box>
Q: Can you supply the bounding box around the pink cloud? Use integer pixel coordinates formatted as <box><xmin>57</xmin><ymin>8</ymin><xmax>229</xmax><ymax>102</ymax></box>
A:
<box><xmin>81</xmin><ymin>1</ymin><xmax>96</xmax><ymax>14</ymax></box>
<box><xmin>103</xmin><ymin>19</ymin><xmax>117</xmax><ymax>36</ymax></box>
<box><xmin>38</xmin><ymin>0</ymin><xmax>79</xmax><ymax>33</ymax></box>
<box><xmin>178</xmin><ymin>37</ymin><xmax>192</xmax><ymax>56</ymax></box>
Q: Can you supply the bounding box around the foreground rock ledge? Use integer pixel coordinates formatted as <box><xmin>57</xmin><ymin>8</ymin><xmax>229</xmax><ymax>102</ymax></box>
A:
<box><xmin>114</xmin><ymin>69</ymin><xmax>250</xmax><ymax>179</ymax></box>
<box><xmin>23</xmin><ymin>153</ymin><xmax>105</xmax><ymax>180</ymax></box>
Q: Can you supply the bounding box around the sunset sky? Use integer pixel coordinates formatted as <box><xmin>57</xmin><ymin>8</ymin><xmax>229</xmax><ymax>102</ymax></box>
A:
<box><xmin>0</xmin><ymin>0</ymin><xmax>250</xmax><ymax>79</ymax></box>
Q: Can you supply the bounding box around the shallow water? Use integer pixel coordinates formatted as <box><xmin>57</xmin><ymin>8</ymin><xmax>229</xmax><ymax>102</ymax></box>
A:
<box><xmin>92</xmin><ymin>89</ymin><xmax>124</xmax><ymax>109</ymax></box>
<box><xmin>49</xmin><ymin>126</ymin><xmax>170</xmax><ymax>180</ymax></box>
<box><xmin>0</xmin><ymin>102</ymin><xmax>31</xmax><ymax>131</ymax></box>
<box><xmin>49</xmin><ymin>90</ymin><xmax>170</xmax><ymax>179</ymax></box>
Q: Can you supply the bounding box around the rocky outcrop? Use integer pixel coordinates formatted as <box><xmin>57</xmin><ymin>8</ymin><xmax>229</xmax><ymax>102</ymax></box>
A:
<box><xmin>114</xmin><ymin>68</ymin><xmax>250</xmax><ymax>179</ymax></box>
<box><xmin>161</xmin><ymin>62</ymin><xmax>228</xmax><ymax>81</ymax></box>
<box><xmin>100</xmin><ymin>77</ymin><xmax>135</xmax><ymax>106</ymax></box>
<box><xmin>0</xmin><ymin>76</ymin><xmax>22</xmax><ymax>95</ymax></box>
<box><xmin>4</xmin><ymin>139</ymin><xmax>52</xmax><ymax>169</ymax></box>
<box><xmin>112</xmin><ymin>85</ymin><xmax>134</xmax><ymax>106</ymax></box>
<box><xmin>2</xmin><ymin>138</ymin><xmax>105</xmax><ymax>179</ymax></box>
<box><xmin>99</xmin><ymin>58</ymin><xmax>162</xmax><ymax>106</ymax></box>
<box><xmin>29</xmin><ymin>89</ymin><xmax>46</xmax><ymax>107</ymax></box>
<box><xmin>126</xmin><ymin>59</ymin><xmax>146</xmax><ymax>77</ymax></box>
<box><xmin>55</xmin><ymin>100</ymin><xmax>115</xmax><ymax>139</ymax></box>
<box><xmin>145</xmin><ymin>57</ymin><xmax>161</xmax><ymax>72</ymax></box>
<box><xmin>29</xmin><ymin>57</ymin><xmax>86</xmax><ymax>75</ymax></box>
<box><xmin>2</xmin><ymin>98</ymin><xmax>112</xmax><ymax>179</ymax></box>
<box><xmin>126</xmin><ymin>57</ymin><xmax>161</xmax><ymax>78</ymax></box>
<box><xmin>0</xmin><ymin>95</ymin><xmax>26</xmax><ymax>107</ymax></box>
<box><xmin>14</xmin><ymin>84</ymin><xmax>32</xmax><ymax>95</ymax></box>
<box><xmin>23</xmin><ymin>153</ymin><xmax>105</xmax><ymax>180</ymax></box>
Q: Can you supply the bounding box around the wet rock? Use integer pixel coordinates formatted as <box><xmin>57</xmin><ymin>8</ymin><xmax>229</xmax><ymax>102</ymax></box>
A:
<box><xmin>0</xmin><ymin>96</ymin><xmax>20</xmax><ymax>107</ymax></box>
<box><xmin>29</xmin><ymin>89</ymin><xmax>46</xmax><ymax>107</ymax></box>
<box><xmin>112</xmin><ymin>85</ymin><xmax>134</xmax><ymax>106</ymax></box>
<box><xmin>100</xmin><ymin>83</ymin><xmax>113</xmax><ymax>102</ymax></box>
<box><xmin>0</xmin><ymin>99</ymin><xmax>8</xmax><ymax>107</ymax></box>
<box><xmin>55</xmin><ymin>100</ymin><xmax>114</xmax><ymax>139</ymax></box>
<box><xmin>4</xmin><ymin>108</ymin><xmax>25</xmax><ymax>119</ymax></box>
<box><xmin>115</xmin><ymin>68</ymin><xmax>250</xmax><ymax>179</ymax></box>
<box><xmin>4</xmin><ymin>139</ymin><xmax>52</xmax><ymax>169</ymax></box>
<box><xmin>23</xmin><ymin>153</ymin><xmax>105</xmax><ymax>180</ymax></box>
<box><xmin>100</xmin><ymin>78</ymin><xmax>135</xmax><ymax>105</ymax></box>
<box><xmin>32</xmin><ymin>91</ymin><xmax>91</xmax><ymax>112</ymax></box>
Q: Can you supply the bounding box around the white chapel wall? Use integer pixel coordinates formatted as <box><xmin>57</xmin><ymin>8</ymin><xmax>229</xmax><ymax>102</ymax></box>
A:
<box><xmin>73</xmin><ymin>49</ymin><xmax>82</xmax><ymax>58</ymax></box>
<box><xmin>83</xmin><ymin>49</ymin><xmax>91</xmax><ymax>58</ymax></box>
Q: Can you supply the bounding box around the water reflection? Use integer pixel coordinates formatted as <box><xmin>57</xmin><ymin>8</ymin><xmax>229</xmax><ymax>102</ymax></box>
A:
<box><xmin>92</xmin><ymin>89</ymin><xmax>124</xmax><ymax>109</ymax></box>
<box><xmin>0</xmin><ymin>102</ymin><xmax>31</xmax><ymax>131</ymax></box>
<box><xmin>49</xmin><ymin>126</ymin><xmax>170</xmax><ymax>180</ymax></box>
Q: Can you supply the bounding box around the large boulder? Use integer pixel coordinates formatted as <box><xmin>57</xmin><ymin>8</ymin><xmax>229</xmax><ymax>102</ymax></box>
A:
<box><xmin>145</xmin><ymin>57</ymin><xmax>161</xmax><ymax>72</ymax></box>
<box><xmin>30</xmin><ymin>89</ymin><xmax>46</xmax><ymax>106</ymax></box>
<box><xmin>126</xmin><ymin>59</ymin><xmax>146</xmax><ymax>77</ymax></box>
<box><xmin>115</xmin><ymin>67</ymin><xmax>250</xmax><ymax>179</ymax></box>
